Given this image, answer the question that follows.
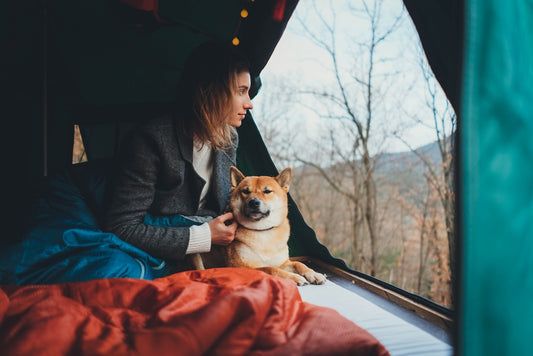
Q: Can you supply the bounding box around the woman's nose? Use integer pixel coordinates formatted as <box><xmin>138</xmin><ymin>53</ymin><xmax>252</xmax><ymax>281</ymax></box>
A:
<box><xmin>245</xmin><ymin>97</ymin><xmax>253</xmax><ymax>110</ymax></box>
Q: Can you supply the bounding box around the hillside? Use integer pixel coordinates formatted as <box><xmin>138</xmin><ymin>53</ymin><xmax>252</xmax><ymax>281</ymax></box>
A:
<box><xmin>288</xmin><ymin>139</ymin><xmax>452</xmax><ymax>306</ymax></box>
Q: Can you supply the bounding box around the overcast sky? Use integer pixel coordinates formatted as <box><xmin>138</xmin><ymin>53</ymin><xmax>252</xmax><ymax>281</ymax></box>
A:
<box><xmin>252</xmin><ymin>0</ymin><xmax>454</xmax><ymax>155</ymax></box>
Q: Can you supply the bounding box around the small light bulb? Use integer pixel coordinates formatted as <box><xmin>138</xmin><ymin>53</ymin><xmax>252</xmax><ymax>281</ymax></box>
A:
<box><xmin>232</xmin><ymin>37</ymin><xmax>240</xmax><ymax>46</ymax></box>
<box><xmin>240</xmin><ymin>9</ymin><xmax>249</xmax><ymax>18</ymax></box>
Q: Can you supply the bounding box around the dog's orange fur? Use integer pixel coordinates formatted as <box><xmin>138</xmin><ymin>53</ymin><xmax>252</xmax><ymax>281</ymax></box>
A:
<box><xmin>195</xmin><ymin>167</ymin><xmax>326</xmax><ymax>286</ymax></box>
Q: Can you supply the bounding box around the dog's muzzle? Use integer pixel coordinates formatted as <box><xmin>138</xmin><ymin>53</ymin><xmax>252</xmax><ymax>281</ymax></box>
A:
<box><xmin>244</xmin><ymin>198</ymin><xmax>270</xmax><ymax>220</ymax></box>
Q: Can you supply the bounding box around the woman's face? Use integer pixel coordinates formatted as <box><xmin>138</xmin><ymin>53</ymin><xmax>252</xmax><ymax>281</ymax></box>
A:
<box><xmin>226</xmin><ymin>71</ymin><xmax>253</xmax><ymax>128</ymax></box>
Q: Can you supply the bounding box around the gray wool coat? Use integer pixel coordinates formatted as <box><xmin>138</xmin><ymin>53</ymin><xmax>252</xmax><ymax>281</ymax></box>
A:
<box><xmin>103</xmin><ymin>115</ymin><xmax>237</xmax><ymax>261</ymax></box>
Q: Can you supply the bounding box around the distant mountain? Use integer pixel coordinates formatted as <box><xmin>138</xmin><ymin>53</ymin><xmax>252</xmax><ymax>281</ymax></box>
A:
<box><xmin>375</xmin><ymin>140</ymin><xmax>442</xmax><ymax>175</ymax></box>
<box><xmin>291</xmin><ymin>140</ymin><xmax>444</xmax><ymax>181</ymax></box>
<box><xmin>371</xmin><ymin>140</ymin><xmax>448</xmax><ymax>198</ymax></box>
<box><xmin>287</xmin><ymin>138</ymin><xmax>452</xmax><ymax>305</ymax></box>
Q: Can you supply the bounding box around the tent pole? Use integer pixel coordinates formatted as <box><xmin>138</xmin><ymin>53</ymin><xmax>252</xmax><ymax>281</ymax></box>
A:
<box><xmin>42</xmin><ymin>0</ymin><xmax>48</xmax><ymax>177</ymax></box>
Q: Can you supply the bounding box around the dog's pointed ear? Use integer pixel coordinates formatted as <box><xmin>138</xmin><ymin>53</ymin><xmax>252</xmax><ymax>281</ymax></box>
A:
<box><xmin>275</xmin><ymin>168</ymin><xmax>291</xmax><ymax>192</ymax></box>
<box><xmin>230</xmin><ymin>166</ymin><xmax>245</xmax><ymax>188</ymax></box>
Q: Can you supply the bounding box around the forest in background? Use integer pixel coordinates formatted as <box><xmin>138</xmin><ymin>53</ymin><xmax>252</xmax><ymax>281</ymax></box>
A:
<box><xmin>285</xmin><ymin>140</ymin><xmax>452</xmax><ymax>307</ymax></box>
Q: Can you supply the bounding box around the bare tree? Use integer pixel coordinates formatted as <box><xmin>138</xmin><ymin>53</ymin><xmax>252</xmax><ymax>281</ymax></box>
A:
<box><xmin>254</xmin><ymin>0</ymin><xmax>453</xmax><ymax>305</ymax></box>
<box><xmin>292</xmin><ymin>0</ymin><xmax>403</xmax><ymax>276</ymax></box>
<box><xmin>396</xmin><ymin>47</ymin><xmax>456</xmax><ymax>299</ymax></box>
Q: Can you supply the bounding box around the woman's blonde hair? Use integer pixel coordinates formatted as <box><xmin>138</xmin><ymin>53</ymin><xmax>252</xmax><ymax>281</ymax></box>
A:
<box><xmin>176</xmin><ymin>40</ymin><xmax>252</xmax><ymax>150</ymax></box>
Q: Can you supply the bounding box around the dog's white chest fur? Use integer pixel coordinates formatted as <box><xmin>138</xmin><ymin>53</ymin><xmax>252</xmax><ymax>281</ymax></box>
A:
<box><xmin>234</xmin><ymin>237</ymin><xmax>288</xmax><ymax>267</ymax></box>
<box><xmin>227</xmin><ymin>220</ymin><xmax>290</xmax><ymax>269</ymax></box>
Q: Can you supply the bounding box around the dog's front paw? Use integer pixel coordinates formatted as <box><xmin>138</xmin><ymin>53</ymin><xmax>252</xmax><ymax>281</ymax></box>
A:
<box><xmin>291</xmin><ymin>273</ymin><xmax>309</xmax><ymax>286</ymax></box>
<box><xmin>304</xmin><ymin>271</ymin><xmax>327</xmax><ymax>285</ymax></box>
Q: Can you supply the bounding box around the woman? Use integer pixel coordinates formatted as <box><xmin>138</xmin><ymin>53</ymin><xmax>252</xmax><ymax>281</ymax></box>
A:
<box><xmin>103</xmin><ymin>40</ymin><xmax>254</xmax><ymax>270</ymax></box>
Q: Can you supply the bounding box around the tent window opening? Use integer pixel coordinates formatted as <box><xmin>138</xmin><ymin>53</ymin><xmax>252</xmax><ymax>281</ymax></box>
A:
<box><xmin>253</xmin><ymin>0</ymin><xmax>455</xmax><ymax>308</ymax></box>
<box><xmin>73</xmin><ymin>125</ymin><xmax>88</xmax><ymax>164</ymax></box>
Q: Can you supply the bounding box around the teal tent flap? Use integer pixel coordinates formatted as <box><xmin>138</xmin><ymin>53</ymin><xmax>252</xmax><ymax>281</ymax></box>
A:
<box><xmin>459</xmin><ymin>0</ymin><xmax>533</xmax><ymax>354</ymax></box>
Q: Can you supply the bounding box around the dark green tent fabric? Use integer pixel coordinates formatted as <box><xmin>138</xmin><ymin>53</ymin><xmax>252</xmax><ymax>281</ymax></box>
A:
<box><xmin>403</xmin><ymin>0</ymin><xmax>464</xmax><ymax>112</ymax></box>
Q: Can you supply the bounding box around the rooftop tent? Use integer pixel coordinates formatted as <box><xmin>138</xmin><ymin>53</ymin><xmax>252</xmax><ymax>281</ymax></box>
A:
<box><xmin>3</xmin><ymin>0</ymin><xmax>533</xmax><ymax>354</ymax></box>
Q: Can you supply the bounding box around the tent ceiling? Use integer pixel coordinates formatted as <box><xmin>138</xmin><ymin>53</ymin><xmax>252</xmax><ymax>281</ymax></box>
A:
<box><xmin>47</xmin><ymin>0</ymin><xmax>298</xmax><ymax>115</ymax></box>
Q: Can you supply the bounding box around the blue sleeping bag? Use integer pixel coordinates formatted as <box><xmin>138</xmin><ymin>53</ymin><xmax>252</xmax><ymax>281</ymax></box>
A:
<box><xmin>0</xmin><ymin>160</ymin><xmax>192</xmax><ymax>285</ymax></box>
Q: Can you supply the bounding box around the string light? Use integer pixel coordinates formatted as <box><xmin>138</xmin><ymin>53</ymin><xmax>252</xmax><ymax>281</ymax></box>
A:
<box><xmin>232</xmin><ymin>1</ymin><xmax>256</xmax><ymax>46</ymax></box>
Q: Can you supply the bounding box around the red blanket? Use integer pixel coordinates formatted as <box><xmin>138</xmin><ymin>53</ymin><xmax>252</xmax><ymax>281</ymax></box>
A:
<box><xmin>0</xmin><ymin>268</ymin><xmax>389</xmax><ymax>356</ymax></box>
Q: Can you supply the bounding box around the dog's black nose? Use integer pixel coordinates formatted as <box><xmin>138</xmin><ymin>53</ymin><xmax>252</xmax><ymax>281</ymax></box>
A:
<box><xmin>248</xmin><ymin>198</ymin><xmax>261</xmax><ymax>209</ymax></box>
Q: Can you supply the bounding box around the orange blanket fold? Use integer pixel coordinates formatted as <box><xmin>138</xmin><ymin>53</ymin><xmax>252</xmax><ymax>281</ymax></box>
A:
<box><xmin>0</xmin><ymin>268</ymin><xmax>389</xmax><ymax>356</ymax></box>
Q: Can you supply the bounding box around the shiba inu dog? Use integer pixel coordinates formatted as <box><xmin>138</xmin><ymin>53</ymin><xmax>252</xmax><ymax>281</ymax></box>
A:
<box><xmin>192</xmin><ymin>167</ymin><xmax>326</xmax><ymax>286</ymax></box>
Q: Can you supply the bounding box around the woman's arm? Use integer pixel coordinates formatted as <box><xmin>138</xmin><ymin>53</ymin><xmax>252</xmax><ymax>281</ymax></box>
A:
<box><xmin>103</xmin><ymin>124</ymin><xmax>193</xmax><ymax>261</ymax></box>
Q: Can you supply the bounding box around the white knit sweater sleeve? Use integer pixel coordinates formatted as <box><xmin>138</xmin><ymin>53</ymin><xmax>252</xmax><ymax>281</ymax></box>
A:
<box><xmin>186</xmin><ymin>222</ymin><xmax>212</xmax><ymax>254</ymax></box>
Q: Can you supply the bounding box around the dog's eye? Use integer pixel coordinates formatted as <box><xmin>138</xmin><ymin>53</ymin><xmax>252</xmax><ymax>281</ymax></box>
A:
<box><xmin>263</xmin><ymin>189</ymin><xmax>272</xmax><ymax>194</ymax></box>
<box><xmin>242</xmin><ymin>188</ymin><xmax>250</xmax><ymax>195</ymax></box>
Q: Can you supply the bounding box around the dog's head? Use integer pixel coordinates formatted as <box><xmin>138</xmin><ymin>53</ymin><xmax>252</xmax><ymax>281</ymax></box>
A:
<box><xmin>229</xmin><ymin>167</ymin><xmax>291</xmax><ymax>231</ymax></box>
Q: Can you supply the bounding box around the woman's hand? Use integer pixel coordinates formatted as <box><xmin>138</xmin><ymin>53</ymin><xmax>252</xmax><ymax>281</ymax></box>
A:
<box><xmin>208</xmin><ymin>212</ymin><xmax>237</xmax><ymax>246</ymax></box>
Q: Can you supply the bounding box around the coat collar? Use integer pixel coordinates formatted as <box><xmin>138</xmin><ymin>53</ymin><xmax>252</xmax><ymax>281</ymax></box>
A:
<box><xmin>173</xmin><ymin>117</ymin><xmax>238</xmax><ymax>213</ymax></box>
<box><xmin>211</xmin><ymin>141</ymin><xmax>238</xmax><ymax>212</ymax></box>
